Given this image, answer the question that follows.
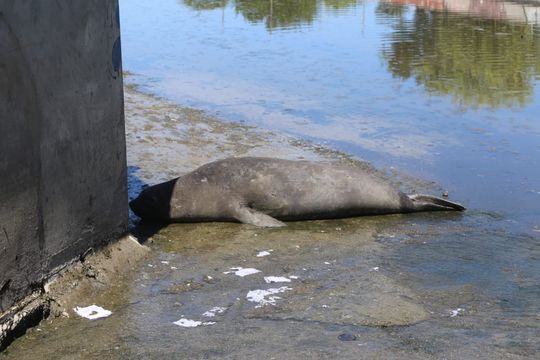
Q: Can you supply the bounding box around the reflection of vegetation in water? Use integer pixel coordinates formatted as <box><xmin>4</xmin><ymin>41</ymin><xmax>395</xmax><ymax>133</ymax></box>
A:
<box><xmin>379</xmin><ymin>5</ymin><xmax>540</xmax><ymax>109</ymax></box>
<box><xmin>182</xmin><ymin>0</ymin><xmax>362</xmax><ymax>29</ymax></box>
<box><xmin>323</xmin><ymin>0</ymin><xmax>361</xmax><ymax>11</ymax></box>
<box><xmin>182</xmin><ymin>0</ymin><xmax>229</xmax><ymax>10</ymax></box>
<box><xmin>235</xmin><ymin>0</ymin><xmax>318</xmax><ymax>29</ymax></box>
<box><xmin>375</xmin><ymin>1</ymin><xmax>406</xmax><ymax>18</ymax></box>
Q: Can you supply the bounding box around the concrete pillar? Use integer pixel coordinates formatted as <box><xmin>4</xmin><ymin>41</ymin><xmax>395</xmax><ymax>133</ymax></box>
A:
<box><xmin>0</xmin><ymin>0</ymin><xmax>127</xmax><ymax>322</ymax></box>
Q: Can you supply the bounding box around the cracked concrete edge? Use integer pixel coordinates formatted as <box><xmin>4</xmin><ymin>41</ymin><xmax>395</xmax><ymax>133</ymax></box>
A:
<box><xmin>0</xmin><ymin>234</ymin><xmax>149</xmax><ymax>351</ymax></box>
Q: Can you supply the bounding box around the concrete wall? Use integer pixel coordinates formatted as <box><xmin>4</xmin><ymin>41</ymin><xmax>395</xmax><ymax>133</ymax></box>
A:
<box><xmin>0</xmin><ymin>0</ymin><xmax>127</xmax><ymax>316</ymax></box>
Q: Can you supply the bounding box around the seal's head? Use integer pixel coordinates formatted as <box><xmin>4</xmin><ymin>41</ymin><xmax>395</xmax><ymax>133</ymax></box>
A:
<box><xmin>129</xmin><ymin>179</ymin><xmax>176</xmax><ymax>221</ymax></box>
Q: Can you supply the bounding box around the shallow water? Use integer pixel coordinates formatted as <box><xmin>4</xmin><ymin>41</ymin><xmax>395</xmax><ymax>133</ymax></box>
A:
<box><xmin>120</xmin><ymin>0</ymin><xmax>540</xmax><ymax>232</ymax></box>
<box><xmin>3</xmin><ymin>215</ymin><xmax>538</xmax><ymax>358</ymax></box>
<box><xmin>123</xmin><ymin>0</ymin><xmax>540</xmax><ymax>356</ymax></box>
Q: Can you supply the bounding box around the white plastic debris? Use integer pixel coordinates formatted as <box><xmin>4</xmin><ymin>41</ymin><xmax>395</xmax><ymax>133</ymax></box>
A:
<box><xmin>173</xmin><ymin>318</ymin><xmax>201</xmax><ymax>327</ymax></box>
<box><xmin>370</xmin><ymin>267</ymin><xmax>380</xmax><ymax>272</ymax></box>
<box><xmin>246</xmin><ymin>287</ymin><xmax>292</xmax><ymax>307</ymax></box>
<box><xmin>450</xmin><ymin>308</ymin><xmax>464</xmax><ymax>317</ymax></box>
<box><xmin>202</xmin><ymin>307</ymin><xmax>227</xmax><ymax>317</ymax></box>
<box><xmin>173</xmin><ymin>318</ymin><xmax>216</xmax><ymax>327</ymax></box>
<box><xmin>289</xmin><ymin>275</ymin><xmax>299</xmax><ymax>279</ymax></box>
<box><xmin>256</xmin><ymin>250</ymin><xmax>273</xmax><ymax>257</ymax></box>
<box><xmin>161</xmin><ymin>261</ymin><xmax>170</xmax><ymax>265</ymax></box>
<box><xmin>264</xmin><ymin>276</ymin><xmax>292</xmax><ymax>283</ymax></box>
<box><xmin>74</xmin><ymin>305</ymin><xmax>112</xmax><ymax>320</ymax></box>
<box><xmin>223</xmin><ymin>267</ymin><xmax>261</xmax><ymax>277</ymax></box>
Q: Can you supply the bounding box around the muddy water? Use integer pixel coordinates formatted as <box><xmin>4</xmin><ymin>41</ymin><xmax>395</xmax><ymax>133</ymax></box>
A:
<box><xmin>3</xmin><ymin>0</ymin><xmax>540</xmax><ymax>358</ymax></box>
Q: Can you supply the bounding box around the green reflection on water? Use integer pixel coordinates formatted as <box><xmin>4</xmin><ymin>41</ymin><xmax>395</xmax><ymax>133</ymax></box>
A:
<box><xmin>180</xmin><ymin>0</ymin><xmax>540</xmax><ymax>109</ymax></box>
<box><xmin>379</xmin><ymin>5</ymin><xmax>540</xmax><ymax>109</ymax></box>
<box><xmin>234</xmin><ymin>0</ymin><xmax>318</xmax><ymax>29</ymax></box>
<box><xmin>182</xmin><ymin>0</ymin><xmax>361</xmax><ymax>29</ymax></box>
<box><xmin>182</xmin><ymin>0</ymin><xmax>229</xmax><ymax>11</ymax></box>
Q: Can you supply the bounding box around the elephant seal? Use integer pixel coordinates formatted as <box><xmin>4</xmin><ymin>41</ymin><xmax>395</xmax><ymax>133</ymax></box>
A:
<box><xmin>129</xmin><ymin>157</ymin><xmax>465</xmax><ymax>227</ymax></box>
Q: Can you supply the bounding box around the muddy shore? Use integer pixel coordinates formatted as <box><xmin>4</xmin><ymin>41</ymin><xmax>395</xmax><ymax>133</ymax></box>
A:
<box><xmin>1</xmin><ymin>86</ymin><xmax>537</xmax><ymax>359</ymax></box>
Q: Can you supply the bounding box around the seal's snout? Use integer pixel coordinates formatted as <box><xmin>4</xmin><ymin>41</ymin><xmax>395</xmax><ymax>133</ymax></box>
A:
<box><xmin>128</xmin><ymin>182</ymin><xmax>173</xmax><ymax>221</ymax></box>
<box><xmin>129</xmin><ymin>197</ymin><xmax>143</xmax><ymax>218</ymax></box>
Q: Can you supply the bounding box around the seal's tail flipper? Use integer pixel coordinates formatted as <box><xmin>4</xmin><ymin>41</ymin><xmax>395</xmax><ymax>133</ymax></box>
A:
<box><xmin>409</xmin><ymin>194</ymin><xmax>466</xmax><ymax>212</ymax></box>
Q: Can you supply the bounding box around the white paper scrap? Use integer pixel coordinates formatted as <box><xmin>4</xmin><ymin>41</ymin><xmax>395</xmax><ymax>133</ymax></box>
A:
<box><xmin>202</xmin><ymin>307</ymin><xmax>227</xmax><ymax>317</ymax></box>
<box><xmin>173</xmin><ymin>318</ymin><xmax>216</xmax><ymax>327</ymax></box>
<box><xmin>264</xmin><ymin>276</ymin><xmax>292</xmax><ymax>283</ymax></box>
<box><xmin>74</xmin><ymin>305</ymin><xmax>112</xmax><ymax>320</ymax></box>
<box><xmin>450</xmin><ymin>308</ymin><xmax>464</xmax><ymax>317</ymax></box>
<box><xmin>223</xmin><ymin>267</ymin><xmax>261</xmax><ymax>277</ymax></box>
<box><xmin>246</xmin><ymin>287</ymin><xmax>292</xmax><ymax>307</ymax></box>
<box><xmin>256</xmin><ymin>250</ymin><xmax>273</xmax><ymax>257</ymax></box>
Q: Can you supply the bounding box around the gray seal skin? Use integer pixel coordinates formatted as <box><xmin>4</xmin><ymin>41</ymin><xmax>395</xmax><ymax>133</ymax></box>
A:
<box><xmin>129</xmin><ymin>157</ymin><xmax>465</xmax><ymax>227</ymax></box>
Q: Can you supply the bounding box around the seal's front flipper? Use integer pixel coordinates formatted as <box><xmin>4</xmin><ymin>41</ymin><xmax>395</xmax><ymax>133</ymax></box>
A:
<box><xmin>233</xmin><ymin>206</ymin><xmax>286</xmax><ymax>228</ymax></box>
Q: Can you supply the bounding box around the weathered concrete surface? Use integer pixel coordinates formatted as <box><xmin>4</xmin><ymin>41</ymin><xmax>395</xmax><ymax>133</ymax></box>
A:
<box><xmin>0</xmin><ymin>234</ymin><xmax>149</xmax><ymax>357</ymax></box>
<box><xmin>0</xmin><ymin>0</ymin><xmax>126</xmax><ymax>348</ymax></box>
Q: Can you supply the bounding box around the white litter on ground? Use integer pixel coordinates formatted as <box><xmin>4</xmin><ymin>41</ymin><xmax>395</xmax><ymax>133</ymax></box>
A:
<box><xmin>173</xmin><ymin>318</ymin><xmax>216</xmax><ymax>327</ymax></box>
<box><xmin>246</xmin><ymin>287</ymin><xmax>292</xmax><ymax>307</ymax></box>
<box><xmin>74</xmin><ymin>305</ymin><xmax>112</xmax><ymax>320</ymax></box>
<box><xmin>264</xmin><ymin>276</ymin><xmax>292</xmax><ymax>283</ymax></box>
<box><xmin>256</xmin><ymin>250</ymin><xmax>273</xmax><ymax>257</ymax></box>
<box><xmin>450</xmin><ymin>308</ymin><xmax>464</xmax><ymax>317</ymax></box>
<box><xmin>289</xmin><ymin>275</ymin><xmax>299</xmax><ymax>279</ymax></box>
<box><xmin>324</xmin><ymin>262</ymin><xmax>331</xmax><ymax>265</ymax></box>
<box><xmin>202</xmin><ymin>307</ymin><xmax>227</xmax><ymax>317</ymax></box>
<box><xmin>224</xmin><ymin>267</ymin><xmax>261</xmax><ymax>277</ymax></box>
<box><xmin>370</xmin><ymin>267</ymin><xmax>380</xmax><ymax>271</ymax></box>
<box><xmin>161</xmin><ymin>261</ymin><xmax>170</xmax><ymax>265</ymax></box>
